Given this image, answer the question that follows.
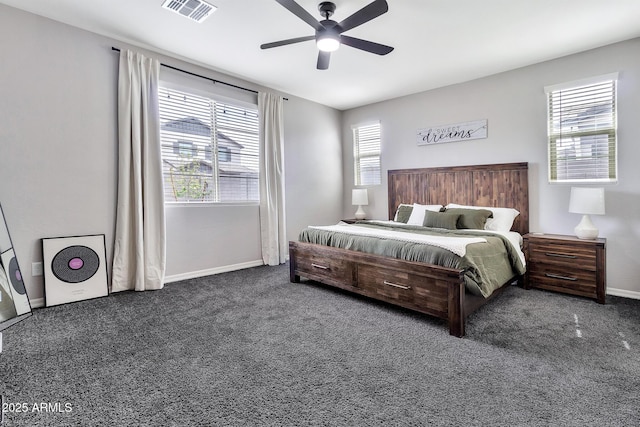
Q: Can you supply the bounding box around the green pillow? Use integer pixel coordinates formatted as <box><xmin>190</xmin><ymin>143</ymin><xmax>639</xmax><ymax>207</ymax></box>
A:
<box><xmin>444</xmin><ymin>208</ymin><xmax>493</xmax><ymax>229</ymax></box>
<box><xmin>422</xmin><ymin>211</ymin><xmax>460</xmax><ymax>230</ymax></box>
<box><xmin>395</xmin><ymin>204</ymin><xmax>413</xmax><ymax>223</ymax></box>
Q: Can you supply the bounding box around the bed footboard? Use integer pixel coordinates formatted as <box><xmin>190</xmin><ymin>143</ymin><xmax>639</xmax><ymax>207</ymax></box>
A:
<box><xmin>289</xmin><ymin>241</ymin><xmax>468</xmax><ymax>336</ymax></box>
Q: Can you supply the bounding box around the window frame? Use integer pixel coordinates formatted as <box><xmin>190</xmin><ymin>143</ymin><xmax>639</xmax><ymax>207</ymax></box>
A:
<box><xmin>158</xmin><ymin>82</ymin><xmax>260</xmax><ymax>205</ymax></box>
<box><xmin>544</xmin><ymin>73</ymin><xmax>619</xmax><ymax>184</ymax></box>
<box><xmin>353</xmin><ymin>121</ymin><xmax>382</xmax><ymax>187</ymax></box>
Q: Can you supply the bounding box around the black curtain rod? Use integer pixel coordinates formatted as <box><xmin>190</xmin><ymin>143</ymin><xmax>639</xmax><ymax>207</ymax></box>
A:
<box><xmin>112</xmin><ymin>47</ymin><xmax>286</xmax><ymax>99</ymax></box>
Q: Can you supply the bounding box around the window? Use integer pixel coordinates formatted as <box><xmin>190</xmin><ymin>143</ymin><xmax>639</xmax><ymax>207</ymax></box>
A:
<box><xmin>174</xmin><ymin>141</ymin><xmax>195</xmax><ymax>158</ymax></box>
<box><xmin>545</xmin><ymin>73</ymin><xmax>618</xmax><ymax>183</ymax></box>
<box><xmin>353</xmin><ymin>122</ymin><xmax>381</xmax><ymax>186</ymax></box>
<box><xmin>159</xmin><ymin>87</ymin><xmax>260</xmax><ymax>202</ymax></box>
<box><xmin>218</xmin><ymin>147</ymin><xmax>231</xmax><ymax>162</ymax></box>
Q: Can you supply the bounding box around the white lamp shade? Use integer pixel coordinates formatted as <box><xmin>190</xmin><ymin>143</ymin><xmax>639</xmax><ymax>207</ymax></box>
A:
<box><xmin>569</xmin><ymin>187</ymin><xmax>605</xmax><ymax>215</ymax></box>
<box><xmin>352</xmin><ymin>189</ymin><xmax>368</xmax><ymax>206</ymax></box>
<box><xmin>352</xmin><ymin>189</ymin><xmax>368</xmax><ymax>220</ymax></box>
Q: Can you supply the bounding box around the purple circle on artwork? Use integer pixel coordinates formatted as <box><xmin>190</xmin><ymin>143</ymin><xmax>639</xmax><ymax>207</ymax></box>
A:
<box><xmin>68</xmin><ymin>257</ymin><xmax>84</xmax><ymax>270</ymax></box>
<box><xmin>15</xmin><ymin>269</ymin><xmax>22</xmax><ymax>281</ymax></box>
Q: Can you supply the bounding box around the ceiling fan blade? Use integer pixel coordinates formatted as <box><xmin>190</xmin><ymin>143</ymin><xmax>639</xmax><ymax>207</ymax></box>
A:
<box><xmin>340</xmin><ymin>35</ymin><xmax>394</xmax><ymax>55</ymax></box>
<box><xmin>261</xmin><ymin>35</ymin><xmax>315</xmax><ymax>50</ymax></box>
<box><xmin>317</xmin><ymin>51</ymin><xmax>331</xmax><ymax>70</ymax></box>
<box><xmin>337</xmin><ymin>0</ymin><xmax>388</xmax><ymax>33</ymax></box>
<box><xmin>275</xmin><ymin>0</ymin><xmax>324</xmax><ymax>32</ymax></box>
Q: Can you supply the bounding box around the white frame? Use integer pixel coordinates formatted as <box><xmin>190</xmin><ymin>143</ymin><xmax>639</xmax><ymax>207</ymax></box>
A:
<box><xmin>544</xmin><ymin>73</ymin><xmax>619</xmax><ymax>184</ymax></box>
<box><xmin>43</xmin><ymin>234</ymin><xmax>108</xmax><ymax>307</ymax></box>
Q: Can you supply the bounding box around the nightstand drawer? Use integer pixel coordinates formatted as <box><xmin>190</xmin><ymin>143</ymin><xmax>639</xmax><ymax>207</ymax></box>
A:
<box><xmin>528</xmin><ymin>262</ymin><xmax>596</xmax><ymax>298</ymax></box>
<box><xmin>528</xmin><ymin>242</ymin><xmax>596</xmax><ymax>270</ymax></box>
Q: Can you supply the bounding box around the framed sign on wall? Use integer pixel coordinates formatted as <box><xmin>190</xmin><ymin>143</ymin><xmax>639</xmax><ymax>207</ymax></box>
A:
<box><xmin>417</xmin><ymin>119</ymin><xmax>488</xmax><ymax>146</ymax></box>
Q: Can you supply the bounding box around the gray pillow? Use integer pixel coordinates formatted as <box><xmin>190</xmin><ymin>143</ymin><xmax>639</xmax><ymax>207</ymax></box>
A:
<box><xmin>444</xmin><ymin>208</ymin><xmax>493</xmax><ymax>229</ymax></box>
<box><xmin>395</xmin><ymin>205</ymin><xmax>413</xmax><ymax>223</ymax></box>
<box><xmin>423</xmin><ymin>211</ymin><xmax>460</xmax><ymax>230</ymax></box>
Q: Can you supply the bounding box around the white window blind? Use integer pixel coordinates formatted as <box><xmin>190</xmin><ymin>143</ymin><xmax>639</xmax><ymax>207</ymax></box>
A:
<box><xmin>353</xmin><ymin>122</ymin><xmax>381</xmax><ymax>186</ymax></box>
<box><xmin>545</xmin><ymin>74</ymin><xmax>618</xmax><ymax>183</ymax></box>
<box><xmin>159</xmin><ymin>87</ymin><xmax>259</xmax><ymax>202</ymax></box>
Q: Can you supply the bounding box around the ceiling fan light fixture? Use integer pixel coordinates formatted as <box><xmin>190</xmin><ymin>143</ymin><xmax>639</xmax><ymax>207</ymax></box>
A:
<box><xmin>317</xmin><ymin>34</ymin><xmax>340</xmax><ymax>52</ymax></box>
<box><xmin>262</xmin><ymin>0</ymin><xmax>393</xmax><ymax>69</ymax></box>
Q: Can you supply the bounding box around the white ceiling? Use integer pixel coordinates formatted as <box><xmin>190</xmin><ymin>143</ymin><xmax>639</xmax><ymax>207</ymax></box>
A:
<box><xmin>2</xmin><ymin>0</ymin><xmax>640</xmax><ymax>110</ymax></box>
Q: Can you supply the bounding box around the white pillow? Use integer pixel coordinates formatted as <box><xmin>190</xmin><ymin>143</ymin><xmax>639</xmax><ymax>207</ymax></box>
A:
<box><xmin>407</xmin><ymin>203</ymin><xmax>443</xmax><ymax>226</ymax></box>
<box><xmin>445</xmin><ymin>203</ymin><xmax>520</xmax><ymax>232</ymax></box>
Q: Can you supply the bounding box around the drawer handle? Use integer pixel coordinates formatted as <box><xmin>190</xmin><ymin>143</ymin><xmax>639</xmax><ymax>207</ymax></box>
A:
<box><xmin>545</xmin><ymin>273</ymin><xmax>577</xmax><ymax>281</ymax></box>
<box><xmin>545</xmin><ymin>253</ymin><xmax>577</xmax><ymax>259</ymax></box>
<box><xmin>383</xmin><ymin>280</ymin><xmax>411</xmax><ymax>290</ymax></box>
<box><xmin>311</xmin><ymin>263</ymin><xmax>329</xmax><ymax>270</ymax></box>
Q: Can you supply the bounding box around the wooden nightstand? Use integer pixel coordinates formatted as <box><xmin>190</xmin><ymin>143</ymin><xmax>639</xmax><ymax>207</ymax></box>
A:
<box><xmin>523</xmin><ymin>233</ymin><xmax>606</xmax><ymax>303</ymax></box>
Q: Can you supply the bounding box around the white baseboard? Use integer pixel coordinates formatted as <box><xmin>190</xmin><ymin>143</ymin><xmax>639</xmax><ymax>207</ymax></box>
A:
<box><xmin>29</xmin><ymin>297</ymin><xmax>45</xmax><ymax>309</ymax></box>
<box><xmin>607</xmin><ymin>287</ymin><xmax>640</xmax><ymax>300</ymax></box>
<box><xmin>163</xmin><ymin>259</ymin><xmax>265</xmax><ymax>284</ymax></box>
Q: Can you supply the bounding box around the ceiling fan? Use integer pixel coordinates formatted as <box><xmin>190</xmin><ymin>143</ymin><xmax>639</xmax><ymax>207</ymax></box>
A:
<box><xmin>261</xmin><ymin>0</ymin><xmax>394</xmax><ymax>70</ymax></box>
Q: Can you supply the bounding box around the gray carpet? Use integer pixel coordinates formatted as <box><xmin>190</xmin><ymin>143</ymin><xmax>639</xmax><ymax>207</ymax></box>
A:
<box><xmin>1</xmin><ymin>263</ymin><xmax>638</xmax><ymax>426</ymax></box>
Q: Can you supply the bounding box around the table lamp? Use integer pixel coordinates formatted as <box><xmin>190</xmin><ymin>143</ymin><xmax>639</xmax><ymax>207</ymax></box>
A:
<box><xmin>352</xmin><ymin>189</ymin><xmax>368</xmax><ymax>220</ymax></box>
<box><xmin>569</xmin><ymin>187</ymin><xmax>605</xmax><ymax>239</ymax></box>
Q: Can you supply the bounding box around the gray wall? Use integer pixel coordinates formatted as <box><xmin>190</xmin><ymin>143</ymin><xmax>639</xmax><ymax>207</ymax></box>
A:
<box><xmin>0</xmin><ymin>5</ymin><xmax>343</xmax><ymax>302</ymax></box>
<box><xmin>341</xmin><ymin>37</ymin><xmax>640</xmax><ymax>297</ymax></box>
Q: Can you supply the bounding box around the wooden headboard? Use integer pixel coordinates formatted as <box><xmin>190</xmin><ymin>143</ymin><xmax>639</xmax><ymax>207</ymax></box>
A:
<box><xmin>388</xmin><ymin>162</ymin><xmax>529</xmax><ymax>235</ymax></box>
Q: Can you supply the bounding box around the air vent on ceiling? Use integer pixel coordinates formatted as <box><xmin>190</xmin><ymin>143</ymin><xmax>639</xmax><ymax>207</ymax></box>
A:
<box><xmin>162</xmin><ymin>0</ymin><xmax>217</xmax><ymax>23</ymax></box>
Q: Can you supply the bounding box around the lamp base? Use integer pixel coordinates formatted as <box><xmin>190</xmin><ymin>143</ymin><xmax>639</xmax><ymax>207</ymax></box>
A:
<box><xmin>574</xmin><ymin>214</ymin><xmax>599</xmax><ymax>239</ymax></box>
<box><xmin>354</xmin><ymin>205</ymin><xmax>366</xmax><ymax>220</ymax></box>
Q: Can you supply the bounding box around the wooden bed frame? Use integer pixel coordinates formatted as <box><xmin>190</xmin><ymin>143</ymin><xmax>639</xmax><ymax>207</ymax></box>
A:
<box><xmin>289</xmin><ymin>162</ymin><xmax>529</xmax><ymax>337</ymax></box>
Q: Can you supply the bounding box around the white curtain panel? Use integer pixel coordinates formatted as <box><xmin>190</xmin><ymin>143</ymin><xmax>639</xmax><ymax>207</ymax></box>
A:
<box><xmin>112</xmin><ymin>50</ymin><xmax>166</xmax><ymax>292</ymax></box>
<box><xmin>258</xmin><ymin>92</ymin><xmax>287</xmax><ymax>265</ymax></box>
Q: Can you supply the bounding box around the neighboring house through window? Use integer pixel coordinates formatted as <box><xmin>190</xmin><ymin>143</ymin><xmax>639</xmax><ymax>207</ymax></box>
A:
<box><xmin>545</xmin><ymin>73</ymin><xmax>618</xmax><ymax>183</ymax></box>
<box><xmin>159</xmin><ymin>87</ymin><xmax>260</xmax><ymax>202</ymax></box>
